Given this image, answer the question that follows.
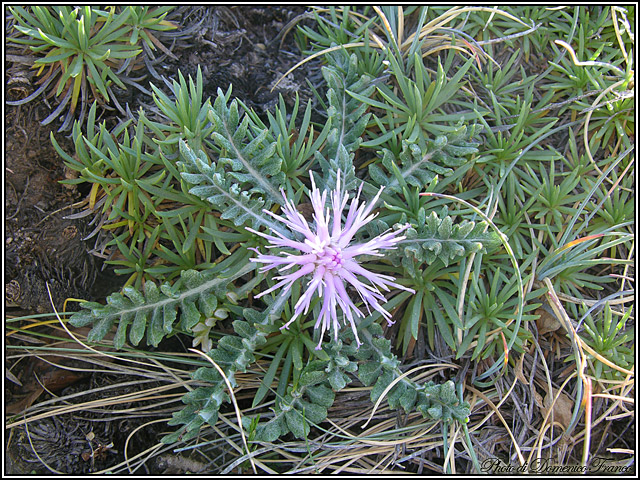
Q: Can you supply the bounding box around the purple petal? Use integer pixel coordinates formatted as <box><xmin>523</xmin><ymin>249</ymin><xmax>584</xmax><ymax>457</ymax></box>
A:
<box><xmin>255</xmin><ymin>262</ymin><xmax>315</xmax><ymax>298</ymax></box>
<box><xmin>246</xmin><ymin>227</ymin><xmax>314</xmax><ymax>253</ymax></box>
<box><xmin>338</xmin><ymin>186</ymin><xmax>385</xmax><ymax>247</ymax></box>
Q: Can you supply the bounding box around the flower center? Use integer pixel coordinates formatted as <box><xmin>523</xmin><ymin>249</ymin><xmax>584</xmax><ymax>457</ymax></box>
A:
<box><xmin>316</xmin><ymin>243</ymin><xmax>344</xmax><ymax>272</ymax></box>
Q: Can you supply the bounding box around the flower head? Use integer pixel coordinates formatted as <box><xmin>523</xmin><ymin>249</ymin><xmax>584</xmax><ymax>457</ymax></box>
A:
<box><xmin>247</xmin><ymin>173</ymin><xmax>414</xmax><ymax>349</ymax></box>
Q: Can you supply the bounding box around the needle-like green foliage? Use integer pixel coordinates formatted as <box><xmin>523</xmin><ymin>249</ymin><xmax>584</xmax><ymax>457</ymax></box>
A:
<box><xmin>7</xmin><ymin>6</ymin><xmax>177</xmax><ymax>130</ymax></box>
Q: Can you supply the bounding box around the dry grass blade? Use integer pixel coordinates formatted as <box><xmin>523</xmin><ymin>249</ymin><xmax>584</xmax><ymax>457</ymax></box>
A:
<box><xmin>23</xmin><ymin>418</ymin><xmax>64</xmax><ymax>474</ymax></box>
<box><xmin>96</xmin><ymin>441</ymin><xmax>167</xmax><ymax>474</ymax></box>
<box><xmin>582</xmin><ymin>377</ymin><xmax>592</xmax><ymax>466</ymax></box>
<box><xmin>4</xmin><ymin>287</ymin><xmax>213</xmax><ymax>473</ymax></box>
<box><xmin>581</xmin><ymin>78</ymin><xmax>633</xmax><ymax>190</ymax></box>
<box><xmin>589</xmin><ymin>376</ymin><xmax>634</xmax><ymax>428</ymax></box>
<box><xmin>372</xmin><ymin>7</ymin><xmax>396</xmax><ymax>46</ymax></box>
<box><xmin>544</xmin><ymin>278</ymin><xmax>635</xmax><ymax>378</ymax></box>
<box><xmin>273</xmin><ymin>6</ymin><xmax>529</xmax><ymax>91</ymax></box>
<box><xmin>124</xmin><ymin>419</ymin><xmax>174</xmax><ymax>473</ymax></box>
<box><xmin>402</xmin><ymin>6</ymin><xmax>528</xmax><ymax>53</ymax></box>
<box><xmin>45</xmin><ymin>284</ymin><xmax>179</xmax><ymax>373</ymax></box>
<box><xmin>6</xmin><ymin>383</ymin><xmax>186</xmax><ymax>429</ymax></box>
<box><xmin>271</xmin><ymin>42</ymin><xmax>365</xmax><ymax>91</ymax></box>
<box><xmin>188</xmin><ymin>348</ymin><xmax>257</xmax><ymax>475</ymax></box>
<box><xmin>611</xmin><ymin>7</ymin><xmax>631</xmax><ymax>63</ymax></box>
<box><xmin>591</xmin><ymin>393</ymin><xmax>634</xmax><ymax>403</ymax></box>
<box><xmin>555</xmin><ymin>40</ymin><xmax>626</xmax><ymax>77</ymax></box>
<box><xmin>210</xmin><ymin>417</ymin><xmax>277</xmax><ymax>474</ymax></box>
<box><xmin>466</xmin><ymin>381</ymin><xmax>525</xmax><ymax>466</ymax></box>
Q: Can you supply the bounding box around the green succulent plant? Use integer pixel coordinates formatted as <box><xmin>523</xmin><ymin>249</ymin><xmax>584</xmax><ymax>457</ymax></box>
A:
<box><xmin>576</xmin><ymin>301</ymin><xmax>634</xmax><ymax>380</ymax></box>
<box><xmin>7</xmin><ymin>6</ymin><xmax>177</xmax><ymax>130</ymax></box>
<box><xmin>8</xmin><ymin>7</ymin><xmax>140</xmax><ymax>128</ymax></box>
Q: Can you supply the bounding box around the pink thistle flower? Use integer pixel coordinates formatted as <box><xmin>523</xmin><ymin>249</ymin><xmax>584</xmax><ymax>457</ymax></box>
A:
<box><xmin>247</xmin><ymin>173</ymin><xmax>414</xmax><ymax>350</ymax></box>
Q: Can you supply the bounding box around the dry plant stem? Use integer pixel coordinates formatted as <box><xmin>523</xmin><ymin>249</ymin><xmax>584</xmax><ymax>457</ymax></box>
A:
<box><xmin>371</xmin><ymin>453</ymin><xmax>396</xmax><ymax>474</ymax></box>
<box><xmin>602</xmin><ymin>389</ymin><xmax>633</xmax><ymax>408</ymax></box>
<box><xmin>581</xmin><ymin>377</ymin><xmax>592</xmax><ymax>467</ymax></box>
<box><xmin>372</xmin><ymin>7</ymin><xmax>398</xmax><ymax>46</ymax></box>
<box><xmin>421</xmin><ymin>191</ymin><xmax>524</xmax><ymax>379</ymax></box>
<box><xmin>31</xmin><ymin>369</ymin><xmax>59</xmax><ymax>399</ymax></box>
<box><xmin>556</xmin><ymin>291</ymin><xmax>635</xmax><ymax>309</ymax></box>
<box><xmin>581</xmin><ymin>78</ymin><xmax>631</xmax><ymax>188</ymax></box>
<box><xmin>273</xmin><ymin>11</ymin><xmax>315</xmax><ymax>49</ymax></box>
<box><xmin>17</xmin><ymin>347</ymin><xmax>191</xmax><ymax>387</ymax></box>
<box><xmin>530</xmin><ymin>373</ymin><xmax>577</xmax><ymax>462</ymax></box>
<box><xmin>6</xmin><ymin>365</ymin><xmax>177</xmax><ymax>415</ymax></box>
<box><xmin>147</xmin><ymin>356</ymin><xmax>195</xmax><ymax>393</ymax></box>
<box><xmin>556</xmin><ymin>316</ymin><xmax>635</xmax><ymax>377</ymax></box>
<box><xmin>188</xmin><ymin>348</ymin><xmax>257</xmax><ymax>474</ymax></box>
<box><xmin>95</xmin><ymin>442</ymin><xmax>166</xmax><ymax>475</ymax></box>
<box><xmin>466</xmin><ymin>376</ymin><xmax>518</xmax><ymax>434</ymax></box>
<box><xmin>600</xmin><ymin>375</ymin><xmax>635</xmax><ymax>394</ymax></box>
<box><xmin>611</xmin><ymin>7</ymin><xmax>630</xmax><ymax>63</ymax></box>
<box><xmin>529</xmin><ymin>333</ymin><xmax>556</xmax><ymax>422</ymax></box>
<box><xmin>605</xmin><ymin>411</ymin><xmax>633</xmax><ymax>421</ymax></box>
<box><xmin>619</xmin><ymin>238</ymin><xmax>635</xmax><ymax>294</ymax></box>
<box><xmin>608</xmin><ymin>448</ymin><xmax>634</xmax><ymax>456</ymax></box>
<box><xmin>482</xmin><ymin>5</ymin><xmax>500</xmax><ymax>29</ymax></box>
<box><xmin>542</xmin><ymin>275</ymin><xmax>634</xmax><ymax>456</ymax></box>
<box><xmin>404</xmin><ymin>6</ymin><xmax>527</xmax><ymax>53</ymax></box>
<box><xmin>544</xmin><ymin>277</ymin><xmax>588</xmax><ymax>388</ymax></box>
<box><xmin>447</xmin><ymin>424</ymin><xmax>463</xmax><ymax>474</ymax></box>
<box><xmin>32</xmin><ymin>200</ymin><xmax>86</xmax><ymax>228</ymax></box>
<box><xmin>124</xmin><ymin>418</ymin><xmax>173</xmax><ymax>474</ymax></box>
<box><xmin>309</xmin><ymin>7</ymin><xmax>385</xmax><ymax>47</ymax></box>
<box><xmin>314</xmin><ymin>450</ymin><xmax>385</xmax><ymax>474</ymax></box>
<box><xmin>7</xmin><ymin>385</ymin><xmax>185</xmax><ymax>429</ymax></box>
<box><xmin>274</xmin><ymin>6</ymin><xmax>519</xmax><ymax>92</ymax></box>
<box><xmin>476</xmin><ymin>23</ymin><xmax>541</xmax><ymax>46</ymax></box>
<box><xmin>320</xmin><ymin>443</ymin><xmax>408</xmax><ymax>474</ymax></box>
<box><xmin>555</xmin><ymin>40</ymin><xmax>626</xmax><ymax>77</ymax></box>
<box><xmin>271</xmin><ymin>42</ymin><xmax>366</xmax><ymax>91</ymax></box>
<box><xmin>6</xmin><ymin>316</ymin><xmax>73</xmax><ymax>336</ymax></box>
<box><xmin>465</xmin><ymin>382</ymin><xmax>525</xmax><ymax>465</ymax></box>
<box><xmin>335</xmin><ymin>454</ymin><xmax>369</xmax><ymax>474</ymax></box>
<box><xmin>23</xmin><ymin>416</ymin><xmax>64</xmax><ymax>474</ymax></box>
<box><xmin>326</xmin><ymin>415</ymin><xmax>439</xmax><ymax>448</ymax></box>
<box><xmin>220</xmin><ymin>447</ymin><xmax>280</xmax><ymax>475</ymax></box>
<box><xmin>582</xmin><ymin>376</ymin><xmax>634</xmax><ymax>431</ymax></box>
<box><xmin>455</xmin><ymin>188</ymin><xmax>499</xmax><ymax>343</ymax></box>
